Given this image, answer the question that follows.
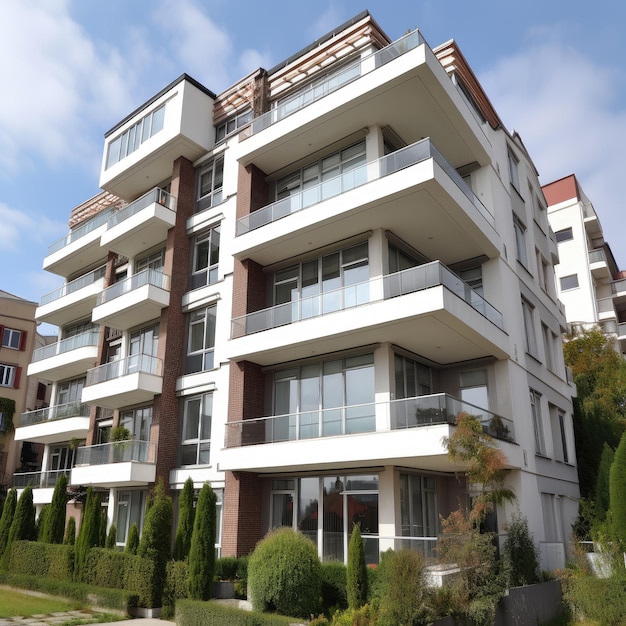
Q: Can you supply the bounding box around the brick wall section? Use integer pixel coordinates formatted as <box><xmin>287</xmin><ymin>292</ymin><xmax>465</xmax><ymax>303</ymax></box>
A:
<box><xmin>152</xmin><ymin>156</ymin><xmax>195</xmax><ymax>493</ymax></box>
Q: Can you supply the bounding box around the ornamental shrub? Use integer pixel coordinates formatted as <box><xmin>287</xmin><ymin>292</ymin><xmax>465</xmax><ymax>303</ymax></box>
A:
<box><xmin>176</xmin><ymin>598</ymin><xmax>296</xmax><ymax>625</ymax></box>
<box><xmin>596</xmin><ymin>444</ymin><xmax>614</xmax><ymax>523</ymax></box>
<box><xmin>610</xmin><ymin>431</ymin><xmax>626</xmax><ymax>545</ymax></box>
<box><xmin>188</xmin><ymin>482</ymin><xmax>216</xmax><ymax>600</ymax></box>
<box><xmin>248</xmin><ymin>527</ymin><xmax>321</xmax><ymax>619</ymax></box>
<box><xmin>174</xmin><ymin>476</ymin><xmax>195</xmax><ymax>561</ymax></box>
<box><xmin>502</xmin><ymin>512</ymin><xmax>539</xmax><ymax>587</ymax></box>
<box><xmin>347</xmin><ymin>524</ymin><xmax>367</xmax><ymax>609</ymax></box>
<box><xmin>40</xmin><ymin>473</ymin><xmax>68</xmax><ymax>544</ymax></box>
<box><xmin>320</xmin><ymin>561</ymin><xmax>348</xmax><ymax>613</ymax></box>
<box><xmin>7</xmin><ymin>485</ymin><xmax>36</xmax><ymax>544</ymax></box>
<box><xmin>74</xmin><ymin>487</ymin><xmax>101</xmax><ymax>581</ymax></box>
<box><xmin>64</xmin><ymin>516</ymin><xmax>76</xmax><ymax>545</ymax></box>
<box><xmin>0</xmin><ymin>488</ymin><xmax>17</xmax><ymax>559</ymax></box>
<box><xmin>8</xmin><ymin>540</ymin><xmax>74</xmax><ymax>579</ymax></box>
<box><xmin>36</xmin><ymin>505</ymin><xmax>48</xmax><ymax>541</ymax></box>
<box><xmin>162</xmin><ymin>560</ymin><xmax>189</xmax><ymax>619</ymax></box>
<box><xmin>126</xmin><ymin>522</ymin><xmax>139</xmax><ymax>554</ymax></box>
<box><xmin>105</xmin><ymin>523</ymin><xmax>117</xmax><ymax>549</ymax></box>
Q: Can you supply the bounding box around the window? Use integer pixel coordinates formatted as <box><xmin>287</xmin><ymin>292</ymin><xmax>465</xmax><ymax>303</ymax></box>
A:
<box><xmin>2</xmin><ymin>327</ymin><xmax>23</xmax><ymax>350</ymax></box>
<box><xmin>560</xmin><ymin>274</ymin><xmax>579</xmax><ymax>291</ymax></box>
<box><xmin>507</xmin><ymin>148</ymin><xmax>520</xmax><ymax>191</ymax></box>
<box><xmin>388</xmin><ymin>244</ymin><xmax>428</xmax><ymax>274</ymax></box>
<box><xmin>56</xmin><ymin>377</ymin><xmax>85</xmax><ymax>414</ymax></box>
<box><xmin>550</xmin><ymin>404</ymin><xmax>569</xmax><ymax>463</ymax></box>
<box><xmin>555</xmin><ymin>227</ymin><xmax>573</xmax><ymax>243</ymax></box>
<box><xmin>115</xmin><ymin>490</ymin><xmax>146</xmax><ymax>547</ymax></box>
<box><xmin>537</xmin><ymin>251</ymin><xmax>550</xmax><ymax>294</ymax></box>
<box><xmin>196</xmin><ymin>157</ymin><xmax>224</xmax><ymax>212</ymax></box>
<box><xmin>136</xmin><ymin>249</ymin><xmax>164</xmax><ymax>273</ymax></box>
<box><xmin>0</xmin><ymin>363</ymin><xmax>18</xmax><ymax>388</ymax></box>
<box><xmin>400</xmin><ymin>473</ymin><xmax>438</xmax><ymax>558</ymax></box>
<box><xmin>394</xmin><ymin>354</ymin><xmax>431</xmax><ymax>399</ymax></box>
<box><xmin>459</xmin><ymin>369</ymin><xmax>490</xmax><ymax>422</ymax></box>
<box><xmin>542</xmin><ymin>324</ymin><xmax>556</xmax><ymax>372</ymax></box>
<box><xmin>106</xmin><ymin>104</ymin><xmax>166</xmax><ymax>169</ymax></box>
<box><xmin>513</xmin><ymin>215</ymin><xmax>528</xmax><ymax>267</ymax></box>
<box><xmin>186</xmin><ymin>305</ymin><xmax>216</xmax><ymax>373</ymax></box>
<box><xmin>521</xmin><ymin>298</ymin><xmax>538</xmax><ymax>357</ymax></box>
<box><xmin>191</xmin><ymin>226</ymin><xmax>220</xmax><ymax>290</ymax></box>
<box><xmin>181</xmin><ymin>393</ymin><xmax>213</xmax><ymax>465</ymax></box>
<box><xmin>119</xmin><ymin>406</ymin><xmax>153</xmax><ymax>442</ymax></box>
<box><xmin>215</xmin><ymin>108</ymin><xmax>252</xmax><ymax>142</ymax></box>
<box><xmin>530</xmin><ymin>389</ymin><xmax>545</xmax><ymax>455</ymax></box>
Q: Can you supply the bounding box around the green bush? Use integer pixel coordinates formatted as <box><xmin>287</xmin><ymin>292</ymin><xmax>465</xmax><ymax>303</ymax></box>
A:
<box><xmin>188</xmin><ymin>482</ymin><xmax>216</xmax><ymax>600</ymax></box>
<box><xmin>105</xmin><ymin>523</ymin><xmax>117</xmax><ymax>549</ymax></box>
<box><xmin>374</xmin><ymin>549</ymin><xmax>432</xmax><ymax>626</ymax></box>
<box><xmin>40</xmin><ymin>473</ymin><xmax>68</xmax><ymax>544</ymax></box>
<box><xmin>176</xmin><ymin>599</ymin><xmax>296</xmax><ymax>625</ymax></box>
<box><xmin>7</xmin><ymin>540</ymin><xmax>74</xmax><ymax>579</ymax></box>
<box><xmin>610</xmin><ymin>432</ymin><xmax>626</xmax><ymax>545</ymax></box>
<box><xmin>595</xmin><ymin>443</ymin><xmax>614</xmax><ymax>523</ymax></box>
<box><xmin>564</xmin><ymin>573</ymin><xmax>626</xmax><ymax>625</ymax></box>
<box><xmin>126</xmin><ymin>522</ymin><xmax>139</xmax><ymax>554</ymax></box>
<box><xmin>64</xmin><ymin>516</ymin><xmax>76</xmax><ymax>545</ymax></box>
<box><xmin>162</xmin><ymin>560</ymin><xmax>189</xmax><ymax>619</ymax></box>
<box><xmin>248</xmin><ymin>527</ymin><xmax>321</xmax><ymax>619</ymax></box>
<box><xmin>320</xmin><ymin>561</ymin><xmax>347</xmax><ymax>613</ymax></box>
<box><xmin>175</xmin><ymin>477</ymin><xmax>196</xmax><ymax>561</ymax></box>
<box><xmin>215</xmin><ymin>556</ymin><xmax>240</xmax><ymax>580</ymax></box>
<box><xmin>74</xmin><ymin>487</ymin><xmax>101</xmax><ymax>581</ymax></box>
<box><xmin>347</xmin><ymin>524</ymin><xmax>367</xmax><ymax>609</ymax></box>
<box><xmin>329</xmin><ymin>604</ymin><xmax>376</xmax><ymax>625</ymax></box>
<box><xmin>502</xmin><ymin>512</ymin><xmax>539</xmax><ymax>587</ymax></box>
<box><xmin>36</xmin><ymin>505</ymin><xmax>48</xmax><ymax>541</ymax></box>
<box><xmin>0</xmin><ymin>488</ymin><xmax>17</xmax><ymax>560</ymax></box>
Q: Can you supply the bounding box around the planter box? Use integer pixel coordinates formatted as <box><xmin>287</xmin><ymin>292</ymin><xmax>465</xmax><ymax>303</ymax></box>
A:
<box><xmin>213</xmin><ymin>581</ymin><xmax>236</xmax><ymax>599</ymax></box>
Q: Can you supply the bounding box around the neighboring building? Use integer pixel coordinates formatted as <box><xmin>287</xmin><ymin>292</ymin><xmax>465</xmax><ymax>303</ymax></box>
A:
<box><xmin>18</xmin><ymin>11</ymin><xmax>579</xmax><ymax>569</ymax></box>
<box><xmin>543</xmin><ymin>174</ymin><xmax>626</xmax><ymax>351</ymax></box>
<box><xmin>0</xmin><ymin>290</ymin><xmax>53</xmax><ymax>492</ymax></box>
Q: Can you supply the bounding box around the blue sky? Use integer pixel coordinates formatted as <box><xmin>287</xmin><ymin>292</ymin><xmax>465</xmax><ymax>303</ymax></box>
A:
<box><xmin>1</xmin><ymin>0</ymin><xmax>625</xmax><ymax>320</ymax></box>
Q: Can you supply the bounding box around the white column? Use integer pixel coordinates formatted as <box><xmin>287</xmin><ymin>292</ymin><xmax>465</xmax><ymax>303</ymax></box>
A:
<box><xmin>378</xmin><ymin>466</ymin><xmax>397</xmax><ymax>555</ymax></box>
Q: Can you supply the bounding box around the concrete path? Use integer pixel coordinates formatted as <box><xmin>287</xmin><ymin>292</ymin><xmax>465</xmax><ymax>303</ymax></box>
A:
<box><xmin>0</xmin><ymin>614</ymin><xmax>175</xmax><ymax>626</ymax></box>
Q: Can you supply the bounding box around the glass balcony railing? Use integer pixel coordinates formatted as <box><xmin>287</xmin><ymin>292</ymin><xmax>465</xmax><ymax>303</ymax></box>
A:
<box><xmin>236</xmin><ymin>138</ymin><xmax>492</xmax><ymax>235</ymax></box>
<box><xmin>40</xmin><ymin>266</ymin><xmax>106</xmax><ymax>306</ymax></box>
<box><xmin>85</xmin><ymin>354</ymin><xmax>163</xmax><ymax>386</ymax></box>
<box><xmin>20</xmin><ymin>402</ymin><xmax>90</xmax><ymax>427</ymax></box>
<box><xmin>245</xmin><ymin>29</ymin><xmax>425</xmax><ymax>138</ymax></box>
<box><xmin>231</xmin><ymin>260</ymin><xmax>503</xmax><ymax>338</ymax></box>
<box><xmin>224</xmin><ymin>392</ymin><xmax>514</xmax><ymax>448</ymax></box>
<box><xmin>13</xmin><ymin>469</ymin><xmax>69</xmax><ymax>489</ymax></box>
<box><xmin>106</xmin><ymin>187</ymin><xmax>176</xmax><ymax>228</ymax></box>
<box><xmin>48</xmin><ymin>209</ymin><xmax>115</xmax><ymax>255</ymax></box>
<box><xmin>96</xmin><ymin>268</ymin><xmax>170</xmax><ymax>305</ymax></box>
<box><xmin>31</xmin><ymin>330</ymin><xmax>99</xmax><ymax>363</ymax></box>
<box><xmin>589</xmin><ymin>249</ymin><xmax>607</xmax><ymax>264</ymax></box>
<box><xmin>74</xmin><ymin>440</ymin><xmax>156</xmax><ymax>466</ymax></box>
<box><xmin>612</xmin><ymin>279</ymin><xmax>626</xmax><ymax>295</ymax></box>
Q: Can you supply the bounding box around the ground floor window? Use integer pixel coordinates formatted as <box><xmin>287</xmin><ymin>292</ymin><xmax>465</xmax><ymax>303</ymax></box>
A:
<box><xmin>399</xmin><ymin>473</ymin><xmax>438</xmax><ymax>558</ymax></box>
<box><xmin>115</xmin><ymin>489</ymin><xmax>145</xmax><ymax>547</ymax></box>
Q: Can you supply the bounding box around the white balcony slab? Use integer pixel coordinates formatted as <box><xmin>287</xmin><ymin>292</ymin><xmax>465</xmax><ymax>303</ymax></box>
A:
<box><xmin>71</xmin><ymin>461</ymin><xmax>156</xmax><ymax>488</ymax></box>
<box><xmin>43</xmin><ymin>226</ymin><xmax>108</xmax><ymax>278</ymax></box>
<box><xmin>27</xmin><ymin>344</ymin><xmax>99</xmax><ymax>382</ymax></box>
<box><xmin>81</xmin><ymin>371</ymin><xmax>163</xmax><ymax>409</ymax></box>
<box><xmin>35</xmin><ymin>277</ymin><xmax>105</xmax><ymax>326</ymax></box>
<box><xmin>14</xmin><ymin>416</ymin><xmax>90</xmax><ymax>445</ymax></box>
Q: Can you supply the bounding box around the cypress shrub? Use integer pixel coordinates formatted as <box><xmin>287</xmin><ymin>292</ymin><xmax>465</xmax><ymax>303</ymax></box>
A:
<box><xmin>8</xmin><ymin>540</ymin><xmax>74</xmax><ymax>580</ymax></box>
<box><xmin>8</xmin><ymin>485</ymin><xmax>36</xmax><ymax>544</ymax></box>
<box><xmin>0</xmin><ymin>488</ymin><xmax>17</xmax><ymax>560</ymax></box>
<box><xmin>503</xmin><ymin>512</ymin><xmax>539</xmax><ymax>587</ymax></box>
<box><xmin>40</xmin><ymin>473</ymin><xmax>68</xmax><ymax>544</ymax></box>
<box><xmin>74</xmin><ymin>487</ymin><xmax>101</xmax><ymax>581</ymax></box>
<box><xmin>347</xmin><ymin>524</ymin><xmax>367</xmax><ymax>609</ymax></box>
<box><xmin>36</xmin><ymin>505</ymin><xmax>48</xmax><ymax>541</ymax></box>
<box><xmin>188</xmin><ymin>482</ymin><xmax>216</xmax><ymax>601</ymax></box>
<box><xmin>175</xmin><ymin>477</ymin><xmax>195</xmax><ymax>561</ymax></box>
<box><xmin>137</xmin><ymin>480</ymin><xmax>173</xmax><ymax>607</ymax></box>
<box><xmin>106</xmin><ymin>523</ymin><xmax>117</xmax><ymax>549</ymax></box>
<box><xmin>99</xmin><ymin>510</ymin><xmax>107</xmax><ymax>547</ymax></box>
<box><xmin>162</xmin><ymin>560</ymin><xmax>190</xmax><ymax>619</ymax></box>
<box><xmin>596</xmin><ymin>443</ymin><xmax>614</xmax><ymax>523</ymax></box>
<box><xmin>126</xmin><ymin>522</ymin><xmax>139</xmax><ymax>554</ymax></box>
<box><xmin>610</xmin><ymin>431</ymin><xmax>626</xmax><ymax>545</ymax></box>
<box><xmin>64</xmin><ymin>516</ymin><xmax>76</xmax><ymax>545</ymax></box>
<box><xmin>320</xmin><ymin>561</ymin><xmax>348</xmax><ymax>613</ymax></box>
<box><xmin>248</xmin><ymin>527</ymin><xmax>321</xmax><ymax>619</ymax></box>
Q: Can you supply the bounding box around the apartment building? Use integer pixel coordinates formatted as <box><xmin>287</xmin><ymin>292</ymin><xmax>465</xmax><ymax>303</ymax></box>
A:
<box><xmin>17</xmin><ymin>11</ymin><xmax>579</xmax><ymax>568</ymax></box>
<box><xmin>0</xmin><ymin>290</ymin><xmax>53</xmax><ymax>491</ymax></box>
<box><xmin>543</xmin><ymin>174</ymin><xmax>626</xmax><ymax>351</ymax></box>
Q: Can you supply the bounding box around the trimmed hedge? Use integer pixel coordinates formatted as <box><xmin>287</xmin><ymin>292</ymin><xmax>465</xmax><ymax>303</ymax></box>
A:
<box><xmin>566</xmin><ymin>574</ymin><xmax>626</xmax><ymax>625</ymax></box>
<box><xmin>176</xmin><ymin>599</ymin><xmax>298</xmax><ymax>625</ymax></box>
<box><xmin>162</xmin><ymin>560</ymin><xmax>190</xmax><ymax>619</ymax></box>
<box><xmin>7</xmin><ymin>540</ymin><xmax>74</xmax><ymax>580</ymax></box>
<box><xmin>320</xmin><ymin>562</ymin><xmax>347</xmax><ymax>612</ymax></box>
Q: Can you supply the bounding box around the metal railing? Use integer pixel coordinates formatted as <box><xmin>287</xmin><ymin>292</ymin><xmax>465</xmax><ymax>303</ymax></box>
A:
<box><xmin>85</xmin><ymin>354</ymin><xmax>163</xmax><ymax>386</ymax></box>
<box><xmin>236</xmin><ymin>138</ymin><xmax>492</xmax><ymax>235</ymax></box>
<box><xmin>74</xmin><ymin>440</ymin><xmax>156</xmax><ymax>465</ymax></box>
<box><xmin>20</xmin><ymin>402</ymin><xmax>90</xmax><ymax>427</ymax></box>
<box><xmin>48</xmin><ymin>208</ymin><xmax>115</xmax><ymax>255</ymax></box>
<box><xmin>107</xmin><ymin>187</ymin><xmax>176</xmax><ymax>228</ymax></box>
<box><xmin>31</xmin><ymin>330</ymin><xmax>99</xmax><ymax>362</ymax></box>
<box><xmin>12</xmin><ymin>469</ymin><xmax>69</xmax><ymax>489</ymax></box>
<box><xmin>224</xmin><ymin>392</ymin><xmax>514</xmax><ymax>448</ymax></box>
<box><xmin>40</xmin><ymin>265</ymin><xmax>106</xmax><ymax>306</ymax></box>
<box><xmin>96</xmin><ymin>268</ymin><xmax>170</xmax><ymax>305</ymax></box>
<box><xmin>231</xmin><ymin>261</ymin><xmax>503</xmax><ymax>338</ymax></box>
<box><xmin>244</xmin><ymin>29</ymin><xmax>425</xmax><ymax>138</ymax></box>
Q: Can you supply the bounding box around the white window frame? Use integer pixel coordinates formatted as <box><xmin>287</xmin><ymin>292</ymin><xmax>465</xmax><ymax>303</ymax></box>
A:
<box><xmin>196</xmin><ymin>157</ymin><xmax>224</xmax><ymax>212</ymax></box>
<box><xmin>560</xmin><ymin>274</ymin><xmax>579</xmax><ymax>291</ymax></box>
<box><xmin>215</xmin><ymin>109</ymin><xmax>252</xmax><ymax>142</ymax></box>
<box><xmin>191</xmin><ymin>226</ymin><xmax>221</xmax><ymax>290</ymax></box>
<box><xmin>530</xmin><ymin>389</ymin><xmax>546</xmax><ymax>455</ymax></box>
<box><xmin>522</xmin><ymin>298</ymin><xmax>538</xmax><ymax>357</ymax></box>
<box><xmin>186</xmin><ymin>305</ymin><xmax>216</xmax><ymax>373</ymax></box>
<box><xmin>555</xmin><ymin>227</ymin><xmax>573</xmax><ymax>243</ymax></box>
<box><xmin>180</xmin><ymin>393</ymin><xmax>213</xmax><ymax>466</ymax></box>
<box><xmin>507</xmin><ymin>148</ymin><xmax>520</xmax><ymax>191</ymax></box>
<box><xmin>2</xmin><ymin>328</ymin><xmax>21</xmax><ymax>349</ymax></box>
<box><xmin>513</xmin><ymin>215</ymin><xmax>528</xmax><ymax>267</ymax></box>
<box><xmin>0</xmin><ymin>364</ymin><xmax>16</xmax><ymax>387</ymax></box>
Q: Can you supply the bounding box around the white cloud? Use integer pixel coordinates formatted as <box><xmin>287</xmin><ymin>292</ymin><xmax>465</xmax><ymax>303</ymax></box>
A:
<box><xmin>0</xmin><ymin>202</ymin><xmax>65</xmax><ymax>252</ymax></box>
<box><xmin>239</xmin><ymin>48</ymin><xmax>274</xmax><ymax>78</ymax></box>
<box><xmin>308</xmin><ymin>5</ymin><xmax>347</xmax><ymax>41</ymax></box>
<box><xmin>481</xmin><ymin>38</ymin><xmax>626</xmax><ymax>266</ymax></box>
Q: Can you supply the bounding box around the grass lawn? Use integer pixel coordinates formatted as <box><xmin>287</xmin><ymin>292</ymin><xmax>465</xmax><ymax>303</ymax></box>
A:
<box><xmin>0</xmin><ymin>587</ymin><xmax>83</xmax><ymax>618</ymax></box>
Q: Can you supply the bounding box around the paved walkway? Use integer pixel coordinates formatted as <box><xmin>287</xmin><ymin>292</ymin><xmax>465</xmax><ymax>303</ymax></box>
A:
<box><xmin>0</xmin><ymin>616</ymin><xmax>175</xmax><ymax>626</ymax></box>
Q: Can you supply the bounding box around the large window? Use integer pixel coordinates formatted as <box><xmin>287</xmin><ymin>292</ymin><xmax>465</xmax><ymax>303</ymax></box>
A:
<box><xmin>186</xmin><ymin>305</ymin><xmax>216</xmax><ymax>373</ymax></box>
<box><xmin>191</xmin><ymin>226</ymin><xmax>220</xmax><ymax>290</ymax></box>
<box><xmin>513</xmin><ymin>215</ymin><xmax>528</xmax><ymax>267</ymax></box>
<box><xmin>0</xmin><ymin>363</ymin><xmax>18</xmax><ymax>388</ymax></box>
<box><xmin>2</xmin><ymin>327</ymin><xmax>23</xmax><ymax>350</ymax></box>
<box><xmin>273</xmin><ymin>353</ymin><xmax>375</xmax><ymax>440</ymax></box>
<box><xmin>136</xmin><ymin>249</ymin><xmax>164</xmax><ymax>273</ymax></box>
<box><xmin>507</xmin><ymin>148</ymin><xmax>520</xmax><ymax>191</ymax></box>
<box><xmin>521</xmin><ymin>298</ymin><xmax>538</xmax><ymax>357</ymax></box>
<box><xmin>530</xmin><ymin>388</ymin><xmax>545</xmax><ymax>455</ymax></box>
<box><xmin>400</xmin><ymin>473</ymin><xmax>438</xmax><ymax>557</ymax></box>
<box><xmin>180</xmin><ymin>393</ymin><xmax>213</xmax><ymax>466</ymax></box>
<box><xmin>215</xmin><ymin>109</ymin><xmax>252</xmax><ymax>142</ymax></box>
<box><xmin>196</xmin><ymin>157</ymin><xmax>224</xmax><ymax>212</ymax></box>
<box><xmin>550</xmin><ymin>404</ymin><xmax>569</xmax><ymax>463</ymax></box>
<box><xmin>459</xmin><ymin>369</ymin><xmax>489</xmax><ymax>414</ymax></box>
<box><xmin>120</xmin><ymin>406</ymin><xmax>153</xmax><ymax>442</ymax></box>
<box><xmin>106</xmin><ymin>104</ymin><xmax>166</xmax><ymax>169</ymax></box>
<box><xmin>56</xmin><ymin>377</ymin><xmax>85</xmax><ymax>416</ymax></box>
<box><xmin>115</xmin><ymin>490</ymin><xmax>145</xmax><ymax>547</ymax></box>
<box><xmin>394</xmin><ymin>354</ymin><xmax>431</xmax><ymax>399</ymax></box>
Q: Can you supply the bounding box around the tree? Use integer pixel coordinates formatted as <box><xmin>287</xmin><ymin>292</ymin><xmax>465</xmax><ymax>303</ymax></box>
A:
<box><xmin>36</xmin><ymin>506</ymin><xmax>48</xmax><ymax>541</ymax></box>
<box><xmin>126</xmin><ymin>523</ymin><xmax>139</xmax><ymax>554</ymax></box>
<box><xmin>610</xmin><ymin>431</ymin><xmax>626</xmax><ymax>545</ymax></box>
<box><xmin>174</xmin><ymin>477</ymin><xmax>195</xmax><ymax>561</ymax></box>
<box><xmin>0</xmin><ymin>488</ymin><xmax>17</xmax><ymax>559</ymax></box>
<box><xmin>595</xmin><ymin>443</ymin><xmax>614</xmax><ymax>523</ymax></box>
<box><xmin>138</xmin><ymin>480</ymin><xmax>173</xmax><ymax>607</ymax></box>
<box><xmin>64</xmin><ymin>516</ymin><xmax>76</xmax><ymax>545</ymax></box>
<box><xmin>40</xmin><ymin>473</ymin><xmax>68</xmax><ymax>544</ymax></box>
<box><xmin>74</xmin><ymin>487</ymin><xmax>101</xmax><ymax>581</ymax></box>
<box><xmin>188</xmin><ymin>482</ymin><xmax>216</xmax><ymax>600</ymax></box>
<box><xmin>502</xmin><ymin>512</ymin><xmax>539</xmax><ymax>587</ymax></box>
<box><xmin>2</xmin><ymin>486</ymin><xmax>36</xmax><ymax>567</ymax></box>
<box><xmin>347</xmin><ymin>523</ymin><xmax>367</xmax><ymax>609</ymax></box>
<box><xmin>105</xmin><ymin>523</ymin><xmax>117</xmax><ymax>549</ymax></box>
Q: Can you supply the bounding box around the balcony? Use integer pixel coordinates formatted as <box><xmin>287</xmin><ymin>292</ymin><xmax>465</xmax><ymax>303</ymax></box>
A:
<box><xmin>27</xmin><ymin>331</ymin><xmax>99</xmax><ymax>382</ymax></box>
<box><xmin>15</xmin><ymin>402</ymin><xmax>90</xmax><ymax>444</ymax></box>
<box><xmin>235</xmin><ymin>30</ymin><xmax>490</xmax><ymax>178</ymax></box>
<box><xmin>35</xmin><ymin>266</ymin><xmax>106</xmax><ymax>326</ymax></box>
<box><xmin>91</xmin><ymin>269</ymin><xmax>170</xmax><ymax>330</ymax></box>
<box><xmin>82</xmin><ymin>354</ymin><xmax>163</xmax><ymax>409</ymax></box>
<box><xmin>43</xmin><ymin>209</ymin><xmax>112</xmax><ymax>277</ymax></box>
<box><xmin>100</xmin><ymin>188</ymin><xmax>177</xmax><ymax>257</ymax></box>
<box><xmin>220</xmin><ymin>393</ymin><xmax>515</xmax><ymax>474</ymax></box>
<box><xmin>13</xmin><ymin>470</ymin><xmax>69</xmax><ymax>505</ymax></box>
<box><xmin>232</xmin><ymin>139</ymin><xmax>499</xmax><ymax>267</ymax></box>
<box><xmin>100</xmin><ymin>75</ymin><xmax>215</xmax><ymax>199</ymax></box>
<box><xmin>228</xmin><ymin>262</ymin><xmax>508</xmax><ymax>366</ymax></box>
<box><xmin>589</xmin><ymin>248</ymin><xmax>610</xmax><ymax>280</ymax></box>
<box><xmin>71</xmin><ymin>440</ymin><xmax>156</xmax><ymax>488</ymax></box>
